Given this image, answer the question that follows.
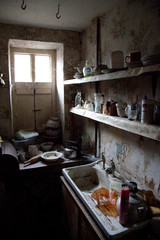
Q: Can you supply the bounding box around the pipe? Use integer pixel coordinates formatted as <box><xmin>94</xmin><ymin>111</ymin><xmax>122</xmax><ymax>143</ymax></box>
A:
<box><xmin>95</xmin><ymin>17</ymin><xmax>101</xmax><ymax>157</ymax></box>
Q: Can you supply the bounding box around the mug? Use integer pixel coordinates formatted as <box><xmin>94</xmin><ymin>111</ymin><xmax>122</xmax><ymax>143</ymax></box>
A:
<box><xmin>125</xmin><ymin>52</ymin><xmax>141</xmax><ymax>63</ymax></box>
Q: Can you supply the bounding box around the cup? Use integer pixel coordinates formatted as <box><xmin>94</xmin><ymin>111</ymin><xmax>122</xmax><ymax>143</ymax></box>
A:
<box><xmin>116</xmin><ymin>103</ymin><xmax>126</xmax><ymax>117</ymax></box>
<box><xmin>127</xmin><ymin>104</ymin><xmax>137</xmax><ymax>120</ymax></box>
<box><xmin>125</xmin><ymin>52</ymin><xmax>141</xmax><ymax>63</ymax></box>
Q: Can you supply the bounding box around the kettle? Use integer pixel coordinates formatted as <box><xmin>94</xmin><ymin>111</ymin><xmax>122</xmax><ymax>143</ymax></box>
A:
<box><xmin>116</xmin><ymin>182</ymin><xmax>148</xmax><ymax>223</ymax></box>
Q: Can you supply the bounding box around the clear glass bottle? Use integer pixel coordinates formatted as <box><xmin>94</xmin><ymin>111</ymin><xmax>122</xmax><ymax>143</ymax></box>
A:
<box><xmin>94</xmin><ymin>93</ymin><xmax>102</xmax><ymax>113</ymax></box>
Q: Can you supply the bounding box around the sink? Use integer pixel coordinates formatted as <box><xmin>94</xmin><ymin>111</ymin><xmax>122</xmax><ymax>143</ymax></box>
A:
<box><xmin>62</xmin><ymin>160</ymin><xmax>150</xmax><ymax>239</ymax></box>
<box><xmin>65</xmin><ymin>161</ymin><xmax>110</xmax><ymax>191</ymax></box>
<box><xmin>63</xmin><ymin>160</ymin><xmax>123</xmax><ymax>192</ymax></box>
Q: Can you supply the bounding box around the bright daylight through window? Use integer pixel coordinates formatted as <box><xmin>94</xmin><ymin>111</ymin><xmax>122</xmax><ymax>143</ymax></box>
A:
<box><xmin>14</xmin><ymin>53</ymin><xmax>52</xmax><ymax>83</ymax></box>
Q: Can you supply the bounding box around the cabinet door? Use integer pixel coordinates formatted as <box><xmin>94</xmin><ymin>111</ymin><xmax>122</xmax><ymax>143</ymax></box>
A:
<box><xmin>78</xmin><ymin>210</ymin><xmax>103</xmax><ymax>240</ymax></box>
<box><xmin>61</xmin><ymin>182</ymin><xmax>79</xmax><ymax>240</ymax></box>
<box><xmin>61</xmin><ymin>177</ymin><xmax>106</xmax><ymax>240</ymax></box>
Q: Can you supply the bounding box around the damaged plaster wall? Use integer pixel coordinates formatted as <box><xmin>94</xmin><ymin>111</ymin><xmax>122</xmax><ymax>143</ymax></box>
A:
<box><xmin>0</xmin><ymin>23</ymin><xmax>81</xmax><ymax>140</ymax></box>
<box><xmin>79</xmin><ymin>0</ymin><xmax>160</xmax><ymax>198</ymax></box>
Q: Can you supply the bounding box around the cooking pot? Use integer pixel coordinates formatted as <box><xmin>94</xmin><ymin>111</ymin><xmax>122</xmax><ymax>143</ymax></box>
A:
<box><xmin>63</xmin><ymin>140</ymin><xmax>82</xmax><ymax>159</ymax></box>
<box><xmin>64</xmin><ymin>147</ymin><xmax>77</xmax><ymax>159</ymax></box>
<box><xmin>116</xmin><ymin>182</ymin><xmax>148</xmax><ymax>223</ymax></box>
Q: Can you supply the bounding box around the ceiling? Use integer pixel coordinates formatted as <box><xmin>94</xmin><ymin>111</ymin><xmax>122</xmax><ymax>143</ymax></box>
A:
<box><xmin>0</xmin><ymin>0</ymin><xmax>118</xmax><ymax>31</ymax></box>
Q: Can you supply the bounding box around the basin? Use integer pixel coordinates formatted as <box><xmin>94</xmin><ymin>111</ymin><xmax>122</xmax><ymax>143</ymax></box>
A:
<box><xmin>65</xmin><ymin>161</ymin><xmax>110</xmax><ymax>192</ymax></box>
<box><xmin>62</xmin><ymin>160</ymin><xmax>149</xmax><ymax>239</ymax></box>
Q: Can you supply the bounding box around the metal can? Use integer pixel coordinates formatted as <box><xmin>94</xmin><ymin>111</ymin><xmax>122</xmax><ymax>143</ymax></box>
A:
<box><xmin>141</xmin><ymin>96</ymin><xmax>154</xmax><ymax>124</ymax></box>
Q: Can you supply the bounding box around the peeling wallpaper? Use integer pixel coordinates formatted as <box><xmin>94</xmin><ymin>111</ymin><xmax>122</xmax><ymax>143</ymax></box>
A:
<box><xmin>0</xmin><ymin>0</ymin><xmax>160</xmax><ymax>198</ymax></box>
<box><xmin>79</xmin><ymin>0</ymin><xmax>160</xmax><ymax>198</ymax></box>
<box><xmin>101</xmin><ymin>0</ymin><xmax>160</xmax><ymax>68</ymax></box>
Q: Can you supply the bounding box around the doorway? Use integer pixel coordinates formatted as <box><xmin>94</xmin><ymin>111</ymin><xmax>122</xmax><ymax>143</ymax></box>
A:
<box><xmin>10</xmin><ymin>47</ymin><xmax>56</xmax><ymax>133</ymax></box>
<box><xmin>9</xmin><ymin>39</ymin><xmax>64</xmax><ymax>140</ymax></box>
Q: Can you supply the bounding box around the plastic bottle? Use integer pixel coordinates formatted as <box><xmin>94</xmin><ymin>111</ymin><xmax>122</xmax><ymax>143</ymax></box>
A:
<box><xmin>83</xmin><ymin>60</ymin><xmax>92</xmax><ymax>77</ymax></box>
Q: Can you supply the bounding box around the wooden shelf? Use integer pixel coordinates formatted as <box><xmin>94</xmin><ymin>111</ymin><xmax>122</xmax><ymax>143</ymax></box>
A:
<box><xmin>66</xmin><ymin>65</ymin><xmax>160</xmax><ymax>141</ymax></box>
<box><xmin>70</xmin><ymin>107</ymin><xmax>160</xmax><ymax>141</ymax></box>
<box><xmin>64</xmin><ymin>64</ymin><xmax>160</xmax><ymax>85</ymax></box>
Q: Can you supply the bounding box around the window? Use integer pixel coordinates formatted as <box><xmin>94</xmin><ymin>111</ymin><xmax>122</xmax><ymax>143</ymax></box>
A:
<box><xmin>35</xmin><ymin>55</ymin><xmax>51</xmax><ymax>82</ymax></box>
<box><xmin>14</xmin><ymin>54</ymin><xmax>32</xmax><ymax>82</ymax></box>
<box><xmin>12</xmin><ymin>48</ymin><xmax>53</xmax><ymax>83</ymax></box>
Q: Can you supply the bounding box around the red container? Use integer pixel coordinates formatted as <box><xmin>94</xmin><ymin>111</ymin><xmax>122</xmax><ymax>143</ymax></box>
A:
<box><xmin>119</xmin><ymin>186</ymin><xmax>130</xmax><ymax>225</ymax></box>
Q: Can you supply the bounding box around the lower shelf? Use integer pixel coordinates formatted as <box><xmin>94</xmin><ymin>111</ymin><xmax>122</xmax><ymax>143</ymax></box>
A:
<box><xmin>70</xmin><ymin>107</ymin><xmax>160</xmax><ymax>142</ymax></box>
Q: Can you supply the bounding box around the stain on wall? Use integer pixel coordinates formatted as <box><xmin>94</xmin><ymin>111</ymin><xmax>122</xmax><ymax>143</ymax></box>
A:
<box><xmin>101</xmin><ymin>0</ymin><xmax>160</xmax><ymax>67</ymax></box>
<box><xmin>0</xmin><ymin>23</ymin><xmax>82</xmax><ymax>139</ymax></box>
<box><xmin>78</xmin><ymin>0</ymin><xmax>160</xmax><ymax>198</ymax></box>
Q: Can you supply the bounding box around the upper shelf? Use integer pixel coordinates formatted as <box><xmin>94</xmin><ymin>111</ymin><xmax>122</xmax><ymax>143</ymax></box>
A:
<box><xmin>70</xmin><ymin>107</ymin><xmax>160</xmax><ymax>141</ymax></box>
<box><xmin>64</xmin><ymin>64</ymin><xmax>160</xmax><ymax>85</ymax></box>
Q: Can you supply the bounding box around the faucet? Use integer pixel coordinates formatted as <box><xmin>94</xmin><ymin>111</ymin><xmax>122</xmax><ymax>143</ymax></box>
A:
<box><xmin>105</xmin><ymin>158</ymin><xmax>115</xmax><ymax>176</ymax></box>
<box><xmin>99</xmin><ymin>153</ymin><xmax>115</xmax><ymax>176</ymax></box>
<box><xmin>102</xmin><ymin>152</ymin><xmax>106</xmax><ymax>169</ymax></box>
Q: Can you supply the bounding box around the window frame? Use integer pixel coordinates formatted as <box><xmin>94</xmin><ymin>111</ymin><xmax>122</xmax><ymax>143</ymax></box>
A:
<box><xmin>10</xmin><ymin>47</ymin><xmax>55</xmax><ymax>84</ymax></box>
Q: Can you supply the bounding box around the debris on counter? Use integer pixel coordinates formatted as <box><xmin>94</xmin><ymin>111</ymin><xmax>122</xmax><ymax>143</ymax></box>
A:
<box><xmin>91</xmin><ymin>187</ymin><xmax>119</xmax><ymax>217</ymax></box>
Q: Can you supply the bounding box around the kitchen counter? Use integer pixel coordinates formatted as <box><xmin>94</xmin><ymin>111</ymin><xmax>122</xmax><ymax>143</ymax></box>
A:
<box><xmin>19</xmin><ymin>154</ymin><xmax>96</xmax><ymax>172</ymax></box>
<box><xmin>18</xmin><ymin>154</ymin><xmax>97</xmax><ymax>240</ymax></box>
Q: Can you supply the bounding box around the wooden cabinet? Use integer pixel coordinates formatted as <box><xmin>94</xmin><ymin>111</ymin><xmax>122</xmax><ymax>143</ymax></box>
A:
<box><xmin>61</xmin><ymin>176</ymin><xmax>106</xmax><ymax>240</ymax></box>
<box><xmin>61</xmin><ymin>176</ymin><xmax>152</xmax><ymax>240</ymax></box>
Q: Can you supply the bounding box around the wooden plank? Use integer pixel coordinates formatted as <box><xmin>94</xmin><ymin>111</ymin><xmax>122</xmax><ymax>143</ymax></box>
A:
<box><xmin>70</xmin><ymin>107</ymin><xmax>160</xmax><ymax>141</ymax></box>
<box><xmin>64</xmin><ymin>64</ymin><xmax>160</xmax><ymax>85</ymax></box>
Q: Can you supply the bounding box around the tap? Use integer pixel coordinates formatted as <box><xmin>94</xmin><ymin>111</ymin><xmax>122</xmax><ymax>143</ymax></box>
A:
<box><xmin>102</xmin><ymin>152</ymin><xmax>106</xmax><ymax>169</ymax></box>
<box><xmin>105</xmin><ymin>158</ymin><xmax>115</xmax><ymax>176</ymax></box>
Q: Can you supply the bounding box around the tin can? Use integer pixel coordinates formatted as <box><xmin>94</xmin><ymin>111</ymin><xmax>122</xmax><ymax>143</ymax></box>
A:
<box><xmin>141</xmin><ymin>96</ymin><xmax>154</xmax><ymax>124</ymax></box>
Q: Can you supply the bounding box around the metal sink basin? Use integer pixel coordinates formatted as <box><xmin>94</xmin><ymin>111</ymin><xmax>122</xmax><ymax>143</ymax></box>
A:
<box><xmin>62</xmin><ymin>160</ymin><xmax>149</xmax><ymax>239</ymax></box>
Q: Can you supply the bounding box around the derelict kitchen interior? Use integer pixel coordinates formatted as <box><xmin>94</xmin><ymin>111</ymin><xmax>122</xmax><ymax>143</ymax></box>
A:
<box><xmin>0</xmin><ymin>0</ymin><xmax>160</xmax><ymax>239</ymax></box>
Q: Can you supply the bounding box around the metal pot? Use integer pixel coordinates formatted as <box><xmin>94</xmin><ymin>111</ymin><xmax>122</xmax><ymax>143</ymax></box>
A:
<box><xmin>64</xmin><ymin>147</ymin><xmax>77</xmax><ymax>159</ymax></box>
<box><xmin>116</xmin><ymin>182</ymin><xmax>148</xmax><ymax>223</ymax></box>
<box><xmin>63</xmin><ymin>140</ymin><xmax>81</xmax><ymax>159</ymax></box>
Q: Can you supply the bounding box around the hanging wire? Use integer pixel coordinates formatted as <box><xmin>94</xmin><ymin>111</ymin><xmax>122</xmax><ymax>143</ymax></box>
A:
<box><xmin>56</xmin><ymin>4</ymin><xmax>61</xmax><ymax>19</ymax></box>
<box><xmin>21</xmin><ymin>0</ymin><xmax>27</xmax><ymax>10</ymax></box>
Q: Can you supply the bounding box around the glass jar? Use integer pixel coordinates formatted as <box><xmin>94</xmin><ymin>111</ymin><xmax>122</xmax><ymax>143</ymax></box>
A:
<box><xmin>94</xmin><ymin>93</ymin><xmax>102</xmax><ymax>113</ymax></box>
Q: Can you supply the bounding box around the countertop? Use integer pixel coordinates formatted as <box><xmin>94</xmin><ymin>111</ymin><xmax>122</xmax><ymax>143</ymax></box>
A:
<box><xmin>19</xmin><ymin>155</ymin><xmax>96</xmax><ymax>173</ymax></box>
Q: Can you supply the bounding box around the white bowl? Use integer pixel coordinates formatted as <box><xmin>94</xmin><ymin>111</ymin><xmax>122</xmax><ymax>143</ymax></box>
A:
<box><xmin>41</xmin><ymin>151</ymin><xmax>63</xmax><ymax>162</ymax></box>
